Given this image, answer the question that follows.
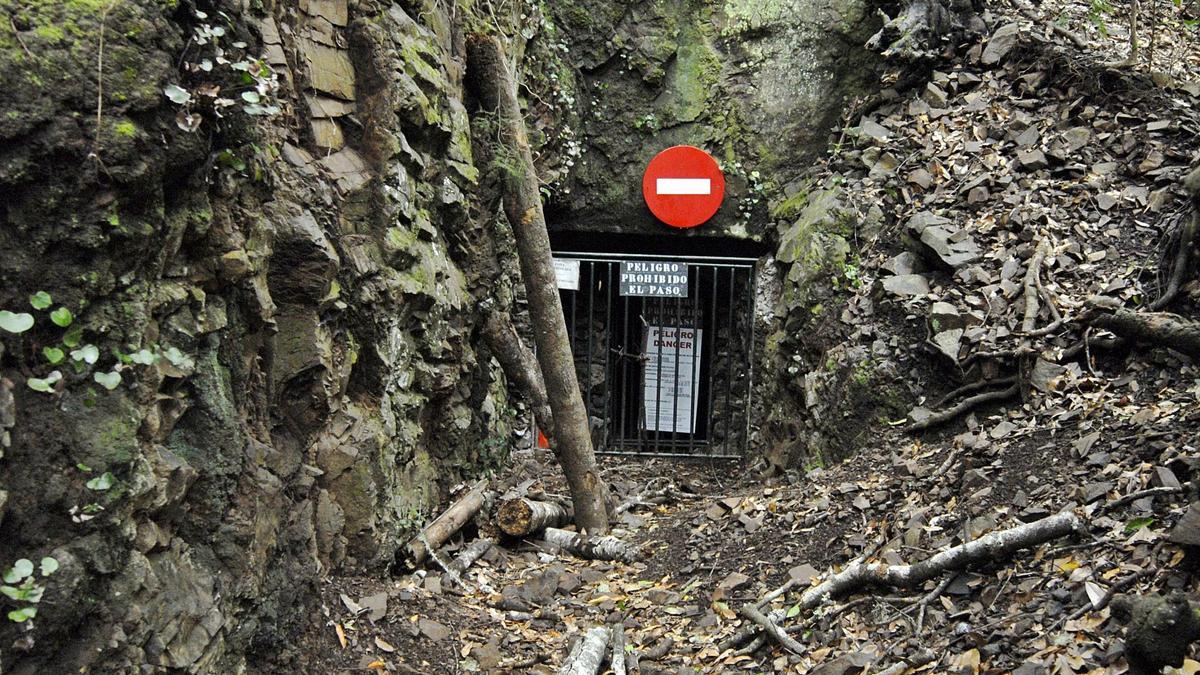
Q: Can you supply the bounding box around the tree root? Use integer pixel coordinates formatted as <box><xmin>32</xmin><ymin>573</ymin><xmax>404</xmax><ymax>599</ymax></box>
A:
<box><xmin>1082</xmin><ymin>297</ymin><xmax>1200</xmax><ymax>357</ymax></box>
<box><xmin>909</xmin><ymin>382</ymin><xmax>1020</xmax><ymax>432</ymax></box>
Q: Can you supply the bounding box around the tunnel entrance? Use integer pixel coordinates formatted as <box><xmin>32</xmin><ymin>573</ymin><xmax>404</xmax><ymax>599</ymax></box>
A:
<box><xmin>549</xmin><ymin>234</ymin><xmax>762</xmax><ymax>459</ymax></box>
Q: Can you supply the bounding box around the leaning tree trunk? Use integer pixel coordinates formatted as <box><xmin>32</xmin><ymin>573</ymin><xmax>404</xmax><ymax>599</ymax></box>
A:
<box><xmin>466</xmin><ymin>35</ymin><xmax>609</xmax><ymax>534</ymax></box>
<box><xmin>481</xmin><ymin>309</ymin><xmax>556</xmax><ymax>441</ymax></box>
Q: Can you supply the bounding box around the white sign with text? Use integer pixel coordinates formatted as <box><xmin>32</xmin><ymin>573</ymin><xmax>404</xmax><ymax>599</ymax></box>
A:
<box><xmin>642</xmin><ymin>326</ymin><xmax>703</xmax><ymax>433</ymax></box>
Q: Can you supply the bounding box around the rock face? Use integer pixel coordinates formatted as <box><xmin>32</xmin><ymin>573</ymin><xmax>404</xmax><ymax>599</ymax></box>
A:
<box><xmin>0</xmin><ymin>0</ymin><xmax>538</xmax><ymax>671</ymax></box>
<box><xmin>545</xmin><ymin>0</ymin><xmax>882</xmax><ymax>239</ymax></box>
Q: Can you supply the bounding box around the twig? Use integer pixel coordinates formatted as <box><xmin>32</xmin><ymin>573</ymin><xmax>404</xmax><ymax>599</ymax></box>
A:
<box><xmin>740</xmin><ymin>605</ymin><xmax>805</xmax><ymax>655</ymax></box>
<box><xmin>874</xmin><ymin>649</ymin><xmax>937</xmax><ymax>675</ymax></box>
<box><xmin>1097</xmin><ymin>486</ymin><xmax>1183</xmax><ymax>514</ymax></box>
<box><xmin>89</xmin><ymin>1</ymin><xmax>117</xmax><ymax>161</ymax></box>
<box><xmin>915</xmin><ymin>574</ymin><xmax>954</xmax><ymax>634</ymax></box>
<box><xmin>10</xmin><ymin>18</ymin><xmax>33</xmax><ymax>58</ymax></box>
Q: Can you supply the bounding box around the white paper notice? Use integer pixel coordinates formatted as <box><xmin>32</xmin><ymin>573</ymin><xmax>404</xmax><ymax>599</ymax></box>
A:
<box><xmin>552</xmin><ymin>258</ymin><xmax>580</xmax><ymax>290</ymax></box>
<box><xmin>642</xmin><ymin>326</ymin><xmax>703</xmax><ymax>433</ymax></box>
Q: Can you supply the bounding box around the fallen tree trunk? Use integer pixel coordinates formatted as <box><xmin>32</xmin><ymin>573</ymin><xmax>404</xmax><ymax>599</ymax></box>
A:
<box><xmin>405</xmin><ymin>480</ymin><xmax>489</xmax><ymax>566</ymax></box>
<box><xmin>728</xmin><ymin>512</ymin><xmax>1081</xmax><ymax>651</ymax></box>
<box><xmin>497</xmin><ymin>498</ymin><xmax>572</xmax><ymax>536</ymax></box>
<box><xmin>467</xmin><ymin>34</ymin><xmax>609</xmax><ymax>534</ymax></box>
<box><xmin>542</xmin><ymin>527</ymin><xmax>640</xmax><ymax>563</ymax></box>
<box><xmin>481</xmin><ymin>309</ymin><xmax>555</xmax><ymax>441</ymax></box>
<box><xmin>797</xmin><ymin>512</ymin><xmax>1079</xmax><ymax>607</ymax></box>
<box><xmin>558</xmin><ymin>625</ymin><xmax>612</xmax><ymax>675</ymax></box>
<box><xmin>1084</xmin><ymin>297</ymin><xmax>1200</xmax><ymax>357</ymax></box>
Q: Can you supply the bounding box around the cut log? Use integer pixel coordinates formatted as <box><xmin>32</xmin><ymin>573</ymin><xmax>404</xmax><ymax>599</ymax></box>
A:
<box><xmin>405</xmin><ymin>480</ymin><xmax>488</xmax><ymax>566</ymax></box>
<box><xmin>542</xmin><ymin>527</ymin><xmax>640</xmax><ymax>563</ymax></box>
<box><xmin>558</xmin><ymin>625</ymin><xmax>612</xmax><ymax>675</ymax></box>
<box><xmin>497</xmin><ymin>498</ymin><xmax>572</xmax><ymax>536</ymax></box>
<box><xmin>467</xmin><ymin>34</ymin><xmax>609</xmax><ymax>534</ymax></box>
<box><xmin>1084</xmin><ymin>297</ymin><xmax>1200</xmax><ymax>357</ymax></box>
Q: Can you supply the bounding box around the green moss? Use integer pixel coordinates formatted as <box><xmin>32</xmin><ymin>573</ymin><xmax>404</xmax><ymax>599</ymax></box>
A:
<box><xmin>113</xmin><ymin>120</ymin><xmax>137</xmax><ymax>137</ymax></box>
<box><xmin>34</xmin><ymin>25</ymin><xmax>65</xmax><ymax>42</ymax></box>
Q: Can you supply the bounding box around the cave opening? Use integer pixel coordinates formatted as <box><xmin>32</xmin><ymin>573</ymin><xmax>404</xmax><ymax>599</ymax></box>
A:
<box><xmin>548</xmin><ymin>231</ymin><xmax>768</xmax><ymax>459</ymax></box>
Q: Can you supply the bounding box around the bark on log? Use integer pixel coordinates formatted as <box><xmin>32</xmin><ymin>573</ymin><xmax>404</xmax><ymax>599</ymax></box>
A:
<box><xmin>1084</xmin><ymin>297</ymin><xmax>1200</xmax><ymax>357</ymax></box>
<box><xmin>446</xmin><ymin>537</ymin><xmax>493</xmax><ymax>578</ymax></box>
<box><xmin>481</xmin><ymin>309</ymin><xmax>556</xmax><ymax>440</ymax></box>
<box><xmin>467</xmin><ymin>34</ymin><xmax>609</xmax><ymax>534</ymax></box>
<box><xmin>405</xmin><ymin>480</ymin><xmax>488</xmax><ymax>566</ymax></box>
<box><xmin>610</xmin><ymin>624</ymin><xmax>627</xmax><ymax>675</ymax></box>
<box><xmin>558</xmin><ymin>626</ymin><xmax>612</xmax><ymax>675</ymax></box>
<box><xmin>542</xmin><ymin>527</ymin><xmax>640</xmax><ymax>563</ymax></box>
<box><xmin>726</xmin><ymin>512</ymin><xmax>1080</xmax><ymax>650</ymax></box>
<box><xmin>497</xmin><ymin>498</ymin><xmax>572</xmax><ymax>537</ymax></box>
<box><xmin>795</xmin><ymin>512</ymin><xmax>1079</xmax><ymax>609</ymax></box>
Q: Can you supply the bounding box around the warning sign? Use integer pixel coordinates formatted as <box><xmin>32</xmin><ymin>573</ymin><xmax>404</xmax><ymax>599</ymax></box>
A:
<box><xmin>552</xmin><ymin>258</ymin><xmax>580</xmax><ymax>290</ymax></box>
<box><xmin>642</xmin><ymin>326</ymin><xmax>703</xmax><ymax>433</ymax></box>
<box><xmin>619</xmin><ymin>261</ymin><xmax>689</xmax><ymax>297</ymax></box>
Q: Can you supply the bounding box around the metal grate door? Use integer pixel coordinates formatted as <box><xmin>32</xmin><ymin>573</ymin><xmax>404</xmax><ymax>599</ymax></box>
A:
<box><xmin>553</xmin><ymin>252</ymin><xmax>757</xmax><ymax>459</ymax></box>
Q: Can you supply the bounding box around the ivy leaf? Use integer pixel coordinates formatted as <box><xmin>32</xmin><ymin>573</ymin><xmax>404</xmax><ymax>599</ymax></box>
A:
<box><xmin>39</xmin><ymin>558</ymin><xmax>58</xmax><ymax>577</ymax></box>
<box><xmin>0</xmin><ymin>311</ymin><xmax>35</xmax><ymax>334</ymax></box>
<box><xmin>29</xmin><ymin>291</ymin><xmax>52</xmax><ymax>310</ymax></box>
<box><xmin>1125</xmin><ymin>516</ymin><xmax>1155</xmax><ymax>534</ymax></box>
<box><xmin>62</xmin><ymin>324</ymin><xmax>83</xmax><ymax>348</ymax></box>
<box><xmin>5</xmin><ymin>560</ymin><xmax>33</xmax><ymax>583</ymax></box>
<box><xmin>241</xmin><ymin>90</ymin><xmax>261</xmax><ymax>104</ymax></box>
<box><xmin>49</xmin><ymin>307</ymin><xmax>73</xmax><ymax>327</ymax></box>
<box><xmin>93</xmin><ymin>371</ymin><xmax>122</xmax><ymax>391</ymax></box>
<box><xmin>71</xmin><ymin>344</ymin><xmax>100</xmax><ymax>365</ymax></box>
<box><xmin>129</xmin><ymin>349</ymin><xmax>158</xmax><ymax>366</ymax></box>
<box><xmin>42</xmin><ymin>347</ymin><xmax>65</xmax><ymax>364</ymax></box>
<box><xmin>85</xmin><ymin>472</ymin><xmax>115</xmax><ymax>491</ymax></box>
<box><xmin>164</xmin><ymin>84</ymin><xmax>192</xmax><ymax>105</ymax></box>
<box><xmin>7</xmin><ymin>607</ymin><xmax>36</xmax><ymax>622</ymax></box>
<box><xmin>26</xmin><ymin>371</ymin><xmax>62</xmax><ymax>393</ymax></box>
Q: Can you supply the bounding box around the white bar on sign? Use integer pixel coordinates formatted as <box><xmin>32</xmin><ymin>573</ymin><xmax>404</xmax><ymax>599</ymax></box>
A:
<box><xmin>656</xmin><ymin>178</ymin><xmax>711</xmax><ymax>195</ymax></box>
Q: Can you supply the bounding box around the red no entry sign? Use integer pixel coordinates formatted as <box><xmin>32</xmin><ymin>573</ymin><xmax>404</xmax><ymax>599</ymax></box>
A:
<box><xmin>642</xmin><ymin>146</ymin><xmax>725</xmax><ymax>229</ymax></box>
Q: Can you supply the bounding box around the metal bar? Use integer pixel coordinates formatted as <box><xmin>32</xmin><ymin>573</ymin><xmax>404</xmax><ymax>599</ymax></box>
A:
<box><xmin>585</xmin><ymin>262</ymin><xmax>595</xmax><ymax>445</ymax></box>
<box><xmin>705</xmin><ymin>267</ymin><xmax>718</xmax><ymax>456</ymax></box>
<box><xmin>551</xmin><ymin>251</ymin><xmax>760</xmax><ymax>265</ymax></box>
<box><xmin>596</xmin><ymin>450</ymin><xmax>741</xmax><ymax>460</ymax></box>
<box><xmin>742</xmin><ymin>268</ymin><xmax>757</xmax><ymax>457</ymax></box>
<box><xmin>653</xmin><ymin>297</ymin><xmax>664</xmax><ymax>455</ymax></box>
<box><xmin>687</xmin><ymin>267</ymin><xmax>700</xmax><ymax>456</ymax></box>
<box><xmin>723</xmin><ymin>267</ymin><xmax>735</xmax><ymax>457</ymax></box>
<box><xmin>671</xmin><ymin>295</ymin><xmax>682</xmax><ymax>447</ymax></box>
<box><xmin>624</xmin><ymin>294</ymin><xmax>633</xmax><ymax>451</ymax></box>
<box><xmin>569</xmin><ymin>283</ymin><xmax>577</xmax><ymax>354</ymax></box>
<box><xmin>603</xmin><ymin>263</ymin><xmax>613</xmax><ymax>453</ymax></box>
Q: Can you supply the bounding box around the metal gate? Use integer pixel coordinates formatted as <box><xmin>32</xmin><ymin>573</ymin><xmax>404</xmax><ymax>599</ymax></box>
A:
<box><xmin>553</xmin><ymin>252</ymin><xmax>757</xmax><ymax>459</ymax></box>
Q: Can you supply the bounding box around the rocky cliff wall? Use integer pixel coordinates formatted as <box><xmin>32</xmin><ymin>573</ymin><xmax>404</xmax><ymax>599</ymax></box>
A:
<box><xmin>545</xmin><ymin>0</ymin><xmax>883</xmax><ymax>239</ymax></box>
<box><xmin>0</xmin><ymin>0</ymin><xmax>545</xmax><ymax>670</ymax></box>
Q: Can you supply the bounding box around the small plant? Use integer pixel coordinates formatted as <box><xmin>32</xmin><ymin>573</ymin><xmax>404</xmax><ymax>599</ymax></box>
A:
<box><xmin>2</xmin><ymin>557</ymin><xmax>59</xmax><ymax>624</ymax></box>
